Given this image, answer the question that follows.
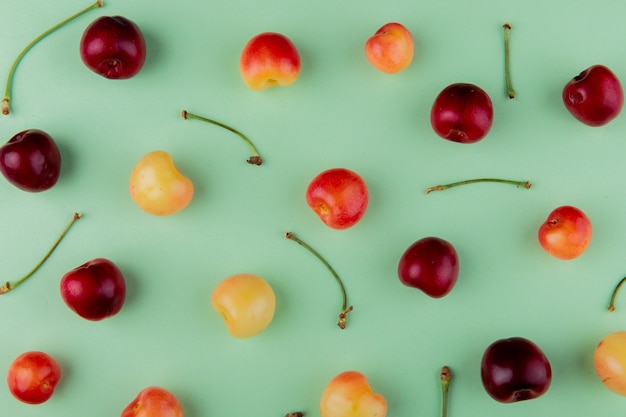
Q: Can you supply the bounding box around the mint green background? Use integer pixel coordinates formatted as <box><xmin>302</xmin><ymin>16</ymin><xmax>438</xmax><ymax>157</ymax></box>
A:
<box><xmin>1</xmin><ymin>0</ymin><xmax>626</xmax><ymax>415</ymax></box>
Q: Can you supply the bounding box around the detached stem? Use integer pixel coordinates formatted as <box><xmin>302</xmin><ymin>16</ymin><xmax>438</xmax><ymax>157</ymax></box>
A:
<box><xmin>181</xmin><ymin>110</ymin><xmax>263</xmax><ymax>165</ymax></box>
<box><xmin>425</xmin><ymin>178</ymin><xmax>531</xmax><ymax>194</ymax></box>
<box><xmin>440</xmin><ymin>366</ymin><xmax>451</xmax><ymax>417</ymax></box>
<box><xmin>285</xmin><ymin>413</ymin><xmax>304</xmax><ymax>417</ymax></box>
<box><xmin>2</xmin><ymin>1</ymin><xmax>103</xmax><ymax>115</ymax></box>
<box><xmin>0</xmin><ymin>213</ymin><xmax>82</xmax><ymax>295</ymax></box>
<box><xmin>608</xmin><ymin>276</ymin><xmax>626</xmax><ymax>312</ymax></box>
<box><xmin>503</xmin><ymin>22</ymin><xmax>515</xmax><ymax>99</ymax></box>
<box><xmin>285</xmin><ymin>232</ymin><xmax>352</xmax><ymax>329</ymax></box>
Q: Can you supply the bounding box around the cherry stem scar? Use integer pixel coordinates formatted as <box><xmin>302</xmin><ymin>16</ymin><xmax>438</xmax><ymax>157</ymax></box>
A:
<box><xmin>440</xmin><ymin>366</ymin><xmax>451</xmax><ymax>417</ymax></box>
<box><xmin>0</xmin><ymin>213</ymin><xmax>82</xmax><ymax>295</ymax></box>
<box><xmin>2</xmin><ymin>1</ymin><xmax>103</xmax><ymax>115</ymax></box>
<box><xmin>503</xmin><ymin>22</ymin><xmax>515</xmax><ymax>99</ymax></box>
<box><xmin>285</xmin><ymin>232</ymin><xmax>352</xmax><ymax>329</ymax></box>
<box><xmin>425</xmin><ymin>178</ymin><xmax>531</xmax><ymax>194</ymax></box>
<box><xmin>181</xmin><ymin>110</ymin><xmax>263</xmax><ymax>165</ymax></box>
<box><xmin>608</xmin><ymin>276</ymin><xmax>626</xmax><ymax>312</ymax></box>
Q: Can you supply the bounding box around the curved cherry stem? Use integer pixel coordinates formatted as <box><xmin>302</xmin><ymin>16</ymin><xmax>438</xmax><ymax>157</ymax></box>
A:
<box><xmin>608</xmin><ymin>276</ymin><xmax>626</xmax><ymax>312</ymax></box>
<box><xmin>425</xmin><ymin>178</ymin><xmax>531</xmax><ymax>194</ymax></box>
<box><xmin>181</xmin><ymin>110</ymin><xmax>263</xmax><ymax>166</ymax></box>
<box><xmin>2</xmin><ymin>1</ymin><xmax>103</xmax><ymax>115</ymax></box>
<box><xmin>0</xmin><ymin>213</ymin><xmax>82</xmax><ymax>295</ymax></box>
<box><xmin>285</xmin><ymin>232</ymin><xmax>352</xmax><ymax>329</ymax></box>
<box><xmin>440</xmin><ymin>366</ymin><xmax>451</xmax><ymax>417</ymax></box>
<box><xmin>503</xmin><ymin>22</ymin><xmax>515</xmax><ymax>99</ymax></box>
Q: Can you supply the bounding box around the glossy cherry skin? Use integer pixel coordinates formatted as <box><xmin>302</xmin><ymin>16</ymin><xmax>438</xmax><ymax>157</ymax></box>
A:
<box><xmin>60</xmin><ymin>258</ymin><xmax>126</xmax><ymax>321</ymax></box>
<box><xmin>0</xmin><ymin>129</ymin><xmax>61</xmax><ymax>192</ymax></box>
<box><xmin>594</xmin><ymin>331</ymin><xmax>626</xmax><ymax>396</ymax></box>
<box><xmin>240</xmin><ymin>32</ymin><xmax>301</xmax><ymax>90</ymax></box>
<box><xmin>306</xmin><ymin>168</ymin><xmax>369</xmax><ymax>230</ymax></box>
<box><xmin>537</xmin><ymin>205</ymin><xmax>592</xmax><ymax>260</ymax></box>
<box><xmin>365</xmin><ymin>22</ymin><xmax>414</xmax><ymax>74</ymax></box>
<box><xmin>7</xmin><ymin>351</ymin><xmax>62</xmax><ymax>404</ymax></box>
<box><xmin>430</xmin><ymin>83</ymin><xmax>494</xmax><ymax>143</ymax></box>
<box><xmin>562</xmin><ymin>65</ymin><xmax>624</xmax><ymax>126</ymax></box>
<box><xmin>80</xmin><ymin>16</ymin><xmax>146</xmax><ymax>79</ymax></box>
<box><xmin>397</xmin><ymin>237</ymin><xmax>459</xmax><ymax>298</ymax></box>
<box><xmin>320</xmin><ymin>370</ymin><xmax>387</xmax><ymax>417</ymax></box>
<box><xmin>481</xmin><ymin>337</ymin><xmax>552</xmax><ymax>403</ymax></box>
<box><xmin>121</xmin><ymin>386</ymin><xmax>184</xmax><ymax>417</ymax></box>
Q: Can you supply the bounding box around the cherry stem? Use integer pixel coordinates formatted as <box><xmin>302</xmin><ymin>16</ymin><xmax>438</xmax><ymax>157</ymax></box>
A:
<box><xmin>2</xmin><ymin>1</ymin><xmax>103</xmax><ymax>115</ymax></box>
<box><xmin>285</xmin><ymin>413</ymin><xmax>304</xmax><ymax>417</ymax></box>
<box><xmin>0</xmin><ymin>212</ymin><xmax>82</xmax><ymax>295</ymax></box>
<box><xmin>608</xmin><ymin>276</ymin><xmax>626</xmax><ymax>312</ymax></box>
<box><xmin>503</xmin><ymin>22</ymin><xmax>515</xmax><ymax>99</ymax></box>
<box><xmin>181</xmin><ymin>110</ymin><xmax>263</xmax><ymax>166</ymax></box>
<box><xmin>425</xmin><ymin>178</ymin><xmax>531</xmax><ymax>194</ymax></box>
<box><xmin>440</xmin><ymin>366</ymin><xmax>451</xmax><ymax>417</ymax></box>
<box><xmin>285</xmin><ymin>232</ymin><xmax>352</xmax><ymax>329</ymax></box>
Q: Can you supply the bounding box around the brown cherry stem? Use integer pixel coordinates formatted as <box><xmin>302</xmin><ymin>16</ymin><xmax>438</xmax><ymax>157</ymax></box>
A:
<box><xmin>285</xmin><ymin>413</ymin><xmax>304</xmax><ymax>417</ymax></box>
<box><xmin>440</xmin><ymin>366</ymin><xmax>451</xmax><ymax>417</ymax></box>
<box><xmin>285</xmin><ymin>232</ymin><xmax>352</xmax><ymax>329</ymax></box>
<box><xmin>181</xmin><ymin>110</ymin><xmax>263</xmax><ymax>166</ymax></box>
<box><xmin>608</xmin><ymin>276</ymin><xmax>626</xmax><ymax>312</ymax></box>
<box><xmin>2</xmin><ymin>1</ymin><xmax>103</xmax><ymax>115</ymax></box>
<box><xmin>503</xmin><ymin>22</ymin><xmax>515</xmax><ymax>99</ymax></box>
<box><xmin>0</xmin><ymin>212</ymin><xmax>82</xmax><ymax>295</ymax></box>
<box><xmin>425</xmin><ymin>178</ymin><xmax>531</xmax><ymax>194</ymax></box>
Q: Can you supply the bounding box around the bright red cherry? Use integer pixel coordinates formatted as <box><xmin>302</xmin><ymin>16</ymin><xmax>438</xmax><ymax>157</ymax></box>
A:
<box><xmin>397</xmin><ymin>237</ymin><xmax>459</xmax><ymax>298</ymax></box>
<box><xmin>537</xmin><ymin>205</ymin><xmax>592</xmax><ymax>260</ymax></box>
<box><xmin>306</xmin><ymin>168</ymin><xmax>369</xmax><ymax>230</ymax></box>
<box><xmin>60</xmin><ymin>258</ymin><xmax>126</xmax><ymax>321</ymax></box>
<box><xmin>80</xmin><ymin>16</ymin><xmax>147</xmax><ymax>79</ymax></box>
<box><xmin>430</xmin><ymin>83</ymin><xmax>494</xmax><ymax>143</ymax></box>
<box><xmin>481</xmin><ymin>337</ymin><xmax>552</xmax><ymax>403</ymax></box>
<box><xmin>562</xmin><ymin>64</ymin><xmax>624</xmax><ymax>126</ymax></box>
<box><xmin>0</xmin><ymin>129</ymin><xmax>61</xmax><ymax>192</ymax></box>
<box><xmin>121</xmin><ymin>386</ymin><xmax>184</xmax><ymax>417</ymax></box>
<box><xmin>7</xmin><ymin>351</ymin><xmax>62</xmax><ymax>404</ymax></box>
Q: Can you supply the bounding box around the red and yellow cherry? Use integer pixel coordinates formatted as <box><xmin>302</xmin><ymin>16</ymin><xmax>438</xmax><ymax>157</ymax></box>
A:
<box><xmin>0</xmin><ymin>129</ymin><xmax>61</xmax><ymax>192</ymax></box>
<box><xmin>306</xmin><ymin>168</ymin><xmax>369</xmax><ymax>230</ymax></box>
<box><xmin>80</xmin><ymin>15</ymin><xmax>147</xmax><ymax>79</ymax></box>
<box><xmin>365</xmin><ymin>22</ymin><xmax>414</xmax><ymax>74</ymax></box>
<box><xmin>398</xmin><ymin>237</ymin><xmax>459</xmax><ymax>298</ymax></box>
<box><xmin>240</xmin><ymin>32</ymin><xmax>301</xmax><ymax>90</ymax></box>
<box><xmin>121</xmin><ymin>386</ymin><xmax>184</xmax><ymax>417</ymax></box>
<box><xmin>562</xmin><ymin>64</ymin><xmax>624</xmax><ymax>126</ymax></box>
<box><xmin>211</xmin><ymin>273</ymin><xmax>276</xmax><ymax>338</ymax></box>
<box><xmin>430</xmin><ymin>83</ymin><xmax>494</xmax><ymax>143</ymax></box>
<box><xmin>7</xmin><ymin>351</ymin><xmax>62</xmax><ymax>404</ymax></box>
<box><xmin>481</xmin><ymin>337</ymin><xmax>552</xmax><ymax>403</ymax></box>
<box><xmin>320</xmin><ymin>370</ymin><xmax>387</xmax><ymax>417</ymax></box>
<box><xmin>60</xmin><ymin>258</ymin><xmax>126</xmax><ymax>321</ymax></box>
<box><xmin>594</xmin><ymin>331</ymin><xmax>626</xmax><ymax>396</ymax></box>
<box><xmin>129</xmin><ymin>150</ymin><xmax>194</xmax><ymax>216</ymax></box>
<box><xmin>537</xmin><ymin>205</ymin><xmax>592</xmax><ymax>260</ymax></box>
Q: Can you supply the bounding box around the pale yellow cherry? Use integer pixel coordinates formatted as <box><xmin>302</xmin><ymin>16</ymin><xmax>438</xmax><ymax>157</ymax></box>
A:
<box><xmin>211</xmin><ymin>273</ymin><xmax>276</xmax><ymax>338</ymax></box>
<box><xmin>128</xmin><ymin>150</ymin><xmax>194</xmax><ymax>216</ymax></box>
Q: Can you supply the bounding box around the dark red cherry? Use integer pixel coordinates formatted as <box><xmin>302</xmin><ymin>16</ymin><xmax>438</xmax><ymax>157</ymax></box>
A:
<box><xmin>562</xmin><ymin>64</ymin><xmax>624</xmax><ymax>126</ymax></box>
<box><xmin>79</xmin><ymin>16</ymin><xmax>146</xmax><ymax>79</ymax></box>
<box><xmin>430</xmin><ymin>83</ymin><xmax>494</xmax><ymax>143</ymax></box>
<box><xmin>0</xmin><ymin>129</ymin><xmax>61</xmax><ymax>192</ymax></box>
<box><xmin>481</xmin><ymin>337</ymin><xmax>552</xmax><ymax>403</ymax></box>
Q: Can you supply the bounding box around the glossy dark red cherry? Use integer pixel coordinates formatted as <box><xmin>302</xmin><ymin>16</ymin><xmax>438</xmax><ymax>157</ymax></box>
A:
<box><xmin>430</xmin><ymin>83</ymin><xmax>494</xmax><ymax>143</ymax></box>
<box><xmin>79</xmin><ymin>16</ymin><xmax>146</xmax><ymax>79</ymax></box>
<box><xmin>0</xmin><ymin>129</ymin><xmax>61</xmax><ymax>192</ymax></box>
<box><xmin>60</xmin><ymin>258</ymin><xmax>126</xmax><ymax>321</ymax></box>
<box><xmin>481</xmin><ymin>337</ymin><xmax>552</xmax><ymax>403</ymax></box>
<box><xmin>562</xmin><ymin>64</ymin><xmax>624</xmax><ymax>126</ymax></box>
<box><xmin>397</xmin><ymin>237</ymin><xmax>459</xmax><ymax>298</ymax></box>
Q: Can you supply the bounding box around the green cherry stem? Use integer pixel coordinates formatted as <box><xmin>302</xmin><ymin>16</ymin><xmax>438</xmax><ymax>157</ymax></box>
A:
<box><xmin>425</xmin><ymin>178</ymin><xmax>531</xmax><ymax>194</ymax></box>
<box><xmin>285</xmin><ymin>232</ymin><xmax>353</xmax><ymax>329</ymax></box>
<box><xmin>440</xmin><ymin>366</ymin><xmax>451</xmax><ymax>417</ymax></box>
<box><xmin>181</xmin><ymin>110</ymin><xmax>263</xmax><ymax>166</ymax></box>
<box><xmin>608</xmin><ymin>276</ymin><xmax>626</xmax><ymax>312</ymax></box>
<box><xmin>2</xmin><ymin>0</ymin><xmax>104</xmax><ymax>115</ymax></box>
<box><xmin>503</xmin><ymin>22</ymin><xmax>515</xmax><ymax>99</ymax></box>
<box><xmin>0</xmin><ymin>213</ymin><xmax>82</xmax><ymax>295</ymax></box>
